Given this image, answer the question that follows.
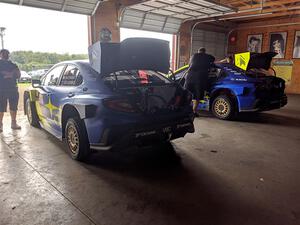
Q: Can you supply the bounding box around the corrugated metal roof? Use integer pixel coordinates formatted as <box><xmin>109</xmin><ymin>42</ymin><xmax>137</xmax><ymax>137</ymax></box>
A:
<box><xmin>120</xmin><ymin>0</ymin><xmax>235</xmax><ymax>34</ymax></box>
<box><xmin>0</xmin><ymin>0</ymin><xmax>99</xmax><ymax>15</ymax></box>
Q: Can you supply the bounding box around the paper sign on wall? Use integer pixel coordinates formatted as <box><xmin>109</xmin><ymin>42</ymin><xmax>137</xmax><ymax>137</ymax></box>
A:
<box><xmin>272</xmin><ymin>60</ymin><xmax>293</xmax><ymax>85</ymax></box>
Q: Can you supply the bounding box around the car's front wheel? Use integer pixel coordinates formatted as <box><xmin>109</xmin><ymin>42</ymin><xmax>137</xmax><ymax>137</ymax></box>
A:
<box><xmin>25</xmin><ymin>98</ymin><xmax>40</xmax><ymax>127</ymax></box>
<box><xmin>65</xmin><ymin>118</ymin><xmax>90</xmax><ymax>161</ymax></box>
<box><xmin>211</xmin><ymin>95</ymin><xmax>236</xmax><ymax>120</ymax></box>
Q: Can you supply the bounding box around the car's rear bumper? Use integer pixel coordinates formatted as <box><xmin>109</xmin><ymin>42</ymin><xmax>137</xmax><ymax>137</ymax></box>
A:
<box><xmin>240</xmin><ymin>94</ymin><xmax>287</xmax><ymax>112</ymax></box>
<box><xmin>90</xmin><ymin>116</ymin><xmax>194</xmax><ymax>150</ymax></box>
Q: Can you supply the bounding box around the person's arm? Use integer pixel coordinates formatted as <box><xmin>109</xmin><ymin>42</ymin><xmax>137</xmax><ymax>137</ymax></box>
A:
<box><xmin>14</xmin><ymin>68</ymin><xmax>21</xmax><ymax>79</ymax></box>
<box><xmin>12</xmin><ymin>63</ymin><xmax>21</xmax><ymax>79</ymax></box>
<box><xmin>210</xmin><ymin>55</ymin><xmax>215</xmax><ymax>62</ymax></box>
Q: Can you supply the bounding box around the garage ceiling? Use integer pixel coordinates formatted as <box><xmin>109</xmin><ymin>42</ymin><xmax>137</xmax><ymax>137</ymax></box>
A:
<box><xmin>0</xmin><ymin>0</ymin><xmax>99</xmax><ymax>15</ymax></box>
<box><xmin>1</xmin><ymin>0</ymin><xmax>300</xmax><ymax>34</ymax></box>
<box><xmin>120</xmin><ymin>0</ymin><xmax>235</xmax><ymax>34</ymax></box>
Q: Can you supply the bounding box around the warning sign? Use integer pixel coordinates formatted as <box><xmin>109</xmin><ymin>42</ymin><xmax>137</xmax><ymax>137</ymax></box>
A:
<box><xmin>234</xmin><ymin>52</ymin><xmax>250</xmax><ymax>71</ymax></box>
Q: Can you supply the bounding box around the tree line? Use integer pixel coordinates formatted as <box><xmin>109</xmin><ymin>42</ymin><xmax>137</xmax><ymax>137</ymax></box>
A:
<box><xmin>10</xmin><ymin>51</ymin><xmax>88</xmax><ymax>72</ymax></box>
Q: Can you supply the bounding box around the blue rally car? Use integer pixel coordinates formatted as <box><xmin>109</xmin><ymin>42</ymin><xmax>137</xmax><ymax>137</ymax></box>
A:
<box><xmin>24</xmin><ymin>38</ymin><xmax>195</xmax><ymax>161</ymax></box>
<box><xmin>171</xmin><ymin>52</ymin><xmax>287</xmax><ymax>120</ymax></box>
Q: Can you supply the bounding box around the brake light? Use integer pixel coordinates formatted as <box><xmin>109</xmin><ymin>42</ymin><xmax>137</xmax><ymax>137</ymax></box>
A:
<box><xmin>103</xmin><ymin>98</ymin><xmax>136</xmax><ymax>113</ymax></box>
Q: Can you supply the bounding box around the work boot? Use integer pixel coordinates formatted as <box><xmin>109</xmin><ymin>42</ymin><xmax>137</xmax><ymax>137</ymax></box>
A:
<box><xmin>11</xmin><ymin>121</ymin><xmax>21</xmax><ymax>130</ymax></box>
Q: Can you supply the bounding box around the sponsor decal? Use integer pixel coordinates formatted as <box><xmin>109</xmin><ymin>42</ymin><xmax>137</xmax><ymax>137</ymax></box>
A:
<box><xmin>176</xmin><ymin>123</ymin><xmax>191</xmax><ymax>129</ymax></box>
<box><xmin>163</xmin><ymin>126</ymin><xmax>172</xmax><ymax>133</ymax></box>
<box><xmin>135</xmin><ymin>130</ymin><xmax>156</xmax><ymax>138</ymax></box>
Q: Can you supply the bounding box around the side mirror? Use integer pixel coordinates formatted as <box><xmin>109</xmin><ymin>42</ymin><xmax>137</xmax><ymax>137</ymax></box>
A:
<box><xmin>32</xmin><ymin>79</ymin><xmax>41</xmax><ymax>88</ymax></box>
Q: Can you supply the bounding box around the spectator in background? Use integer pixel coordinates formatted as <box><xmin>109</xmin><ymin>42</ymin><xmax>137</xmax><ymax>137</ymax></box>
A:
<box><xmin>0</xmin><ymin>49</ymin><xmax>21</xmax><ymax>132</ymax></box>
<box><xmin>184</xmin><ymin>47</ymin><xmax>215</xmax><ymax>117</ymax></box>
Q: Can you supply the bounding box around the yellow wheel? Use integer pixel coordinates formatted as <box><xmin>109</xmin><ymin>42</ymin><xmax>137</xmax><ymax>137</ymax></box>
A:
<box><xmin>212</xmin><ymin>95</ymin><xmax>236</xmax><ymax>120</ymax></box>
<box><xmin>65</xmin><ymin>118</ymin><xmax>90</xmax><ymax>161</ymax></box>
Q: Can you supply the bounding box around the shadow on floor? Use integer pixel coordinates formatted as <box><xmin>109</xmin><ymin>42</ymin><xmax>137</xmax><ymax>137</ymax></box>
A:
<box><xmin>235</xmin><ymin>112</ymin><xmax>300</xmax><ymax>127</ymax></box>
<box><xmin>197</xmin><ymin>109</ymin><xmax>300</xmax><ymax>128</ymax></box>
<box><xmin>86</xmin><ymin>142</ymin><xmax>182</xmax><ymax>176</ymax></box>
<box><xmin>81</xmin><ymin>143</ymin><xmax>279</xmax><ymax>225</ymax></box>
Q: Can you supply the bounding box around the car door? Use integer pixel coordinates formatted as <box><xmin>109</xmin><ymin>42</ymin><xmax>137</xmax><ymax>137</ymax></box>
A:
<box><xmin>38</xmin><ymin>65</ymin><xmax>66</xmax><ymax>136</ymax></box>
<box><xmin>53</xmin><ymin>64</ymin><xmax>83</xmax><ymax>131</ymax></box>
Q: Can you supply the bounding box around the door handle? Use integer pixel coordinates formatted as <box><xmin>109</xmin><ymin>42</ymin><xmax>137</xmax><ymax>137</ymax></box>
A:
<box><xmin>68</xmin><ymin>92</ymin><xmax>75</xmax><ymax>98</ymax></box>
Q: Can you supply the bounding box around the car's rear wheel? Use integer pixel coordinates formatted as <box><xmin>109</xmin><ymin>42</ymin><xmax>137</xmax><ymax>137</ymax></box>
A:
<box><xmin>25</xmin><ymin>99</ymin><xmax>40</xmax><ymax>127</ymax></box>
<box><xmin>211</xmin><ymin>95</ymin><xmax>236</xmax><ymax>120</ymax></box>
<box><xmin>65</xmin><ymin>118</ymin><xmax>90</xmax><ymax>161</ymax></box>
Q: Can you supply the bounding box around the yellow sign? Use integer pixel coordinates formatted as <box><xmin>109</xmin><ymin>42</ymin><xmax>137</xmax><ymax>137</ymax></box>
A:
<box><xmin>273</xmin><ymin>64</ymin><xmax>293</xmax><ymax>85</ymax></box>
<box><xmin>234</xmin><ymin>52</ymin><xmax>250</xmax><ymax>71</ymax></box>
<box><xmin>272</xmin><ymin>60</ymin><xmax>293</xmax><ymax>85</ymax></box>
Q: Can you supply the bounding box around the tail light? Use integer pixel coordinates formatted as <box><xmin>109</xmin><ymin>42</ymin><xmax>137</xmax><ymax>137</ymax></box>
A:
<box><xmin>103</xmin><ymin>98</ymin><xmax>136</xmax><ymax>113</ymax></box>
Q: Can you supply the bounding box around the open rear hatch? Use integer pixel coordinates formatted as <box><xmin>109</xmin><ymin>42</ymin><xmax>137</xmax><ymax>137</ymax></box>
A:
<box><xmin>247</xmin><ymin>52</ymin><xmax>277</xmax><ymax>71</ymax></box>
<box><xmin>103</xmin><ymin>70</ymin><xmax>191</xmax><ymax>115</ymax></box>
<box><xmin>88</xmin><ymin>38</ymin><xmax>191</xmax><ymax>115</ymax></box>
<box><xmin>88</xmin><ymin>38</ymin><xmax>170</xmax><ymax>75</ymax></box>
<box><xmin>243</xmin><ymin>52</ymin><xmax>286</xmax><ymax>94</ymax></box>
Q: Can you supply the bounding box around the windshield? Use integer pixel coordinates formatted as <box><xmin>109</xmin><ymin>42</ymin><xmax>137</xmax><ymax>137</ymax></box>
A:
<box><xmin>103</xmin><ymin>70</ymin><xmax>171</xmax><ymax>88</ymax></box>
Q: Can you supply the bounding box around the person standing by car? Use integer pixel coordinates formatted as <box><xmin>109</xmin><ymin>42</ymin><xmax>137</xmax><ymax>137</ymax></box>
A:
<box><xmin>185</xmin><ymin>47</ymin><xmax>215</xmax><ymax>116</ymax></box>
<box><xmin>0</xmin><ymin>49</ymin><xmax>21</xmax><ymax>132</ymax></box>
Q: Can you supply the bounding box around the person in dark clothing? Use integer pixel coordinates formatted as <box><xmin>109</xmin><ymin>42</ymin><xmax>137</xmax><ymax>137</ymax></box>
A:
<box><xmin>184</xmin><ymin>47</ymin><xmax>215</xmax><ymax>116</ymax></box>
<box><xmin>0</xmin><ymin>49</ymin><xmax>21</xmax><ymax>132</ymax></box>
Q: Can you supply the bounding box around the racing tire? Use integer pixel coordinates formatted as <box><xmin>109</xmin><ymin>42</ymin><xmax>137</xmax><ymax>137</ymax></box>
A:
<box><xmin>211</xmin><ymin>95</ymin><xmax>236</xmax><ymax>120</ymax></box>
<box><xmin>65</xmin><ymin>118</ymin><xmax>90</xmax><ymax>161</ymax></box>
<box><xmin>25</xmin><ymin>98</ymin><xmax>40</xmax><ymax>127</ymax></box>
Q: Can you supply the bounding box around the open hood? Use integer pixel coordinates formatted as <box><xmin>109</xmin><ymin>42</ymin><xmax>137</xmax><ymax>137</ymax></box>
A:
<box><xmin>88</xmin><ymin>38</ymin><xmax>170</xmax><ymax>75</ymax></box>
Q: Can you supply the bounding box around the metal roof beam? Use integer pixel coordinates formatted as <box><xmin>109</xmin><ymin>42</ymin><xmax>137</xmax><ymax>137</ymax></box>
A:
<box><xmin>61</xmin><ymin>0</ymin><xmax>68</xmax><ymax>11</ymax></box>
<box><xmin>92</xmin><ymin>0</ymin><xmax>101</xmax><ymax>15</ymax></box>
<box><xmin>161</xmin><ymin>16</ymin><xmax>168</xmax><ymax>31</ymax></box>
<box><xmin>139</xmin><ymin>12</ymin><xmax>147</xmax><ymax>29</ymax></box>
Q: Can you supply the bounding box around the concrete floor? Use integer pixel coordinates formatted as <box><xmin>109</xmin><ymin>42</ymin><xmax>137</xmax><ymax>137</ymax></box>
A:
<box><xmin>0</xmin><ymin>95</ymin><xmax>300</xmax><ymax>225</ymax></box>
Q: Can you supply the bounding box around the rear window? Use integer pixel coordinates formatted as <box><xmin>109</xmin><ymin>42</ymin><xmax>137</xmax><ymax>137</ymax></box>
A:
<box><xmin>103</xmin><ymin>70</ymin><xmax>171</xmax><ymax>88</ymax></box>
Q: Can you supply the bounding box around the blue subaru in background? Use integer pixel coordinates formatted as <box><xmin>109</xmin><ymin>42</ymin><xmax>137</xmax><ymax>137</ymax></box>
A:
<box><xmin>23</xmin><ymin>38</ymin><xmax>194</xmax><ymax>161</ymax></box>
<box><xmin>172</xmin><ymin>52</ymin><xmax>287</xmax><ymax>120</ymax></box>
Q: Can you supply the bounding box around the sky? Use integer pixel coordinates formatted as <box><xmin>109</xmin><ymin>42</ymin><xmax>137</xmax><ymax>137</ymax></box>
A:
<box><xmin>0</xmin><ymin>3</ymin><xmax>173</xmax><ymax>55</ymax></box>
